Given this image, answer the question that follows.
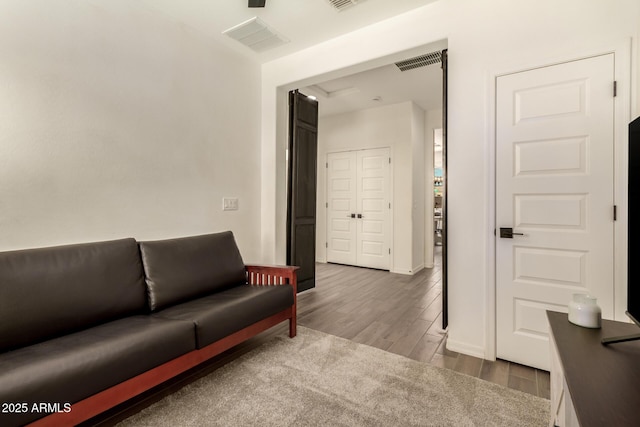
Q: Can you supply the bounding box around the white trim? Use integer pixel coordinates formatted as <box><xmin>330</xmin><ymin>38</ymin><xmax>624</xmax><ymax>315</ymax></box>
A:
<box><xmin>613</xmin><ymin>39</ymin><xmax>633</xmax><ymax>322</ymax></box>
<box><xmin>389</xmin><ymin>146</ymin><xmax>395</xmax><ymax>273</ymax></box>
<box><xmin>487</xmin><ymin>39</ymin><xmax>635</xmax><ymax>363</ymax></box>
<box><xmin>316</xmin><ymin>141</ymin><xmax>328</xmax><ymax>264</ymax></box>
<box><xmin>485</xmin><ymin>66</ymin><xmax>497</xmax><ymax>362</ymax></box>
<box><xmin>446</xmin><ymin>338</ymin><xmax>485</xmax><ymax>360</ymax></box>
<box><xmin>390</xmin><ymin>267</ymin><xmax>416</xmax><ymax>276</ymax></box>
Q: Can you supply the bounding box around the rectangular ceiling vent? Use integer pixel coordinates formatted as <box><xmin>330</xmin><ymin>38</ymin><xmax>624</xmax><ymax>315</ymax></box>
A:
<box><xmin>222</xmin><ymin>17</ymin><xmax>289</xmax><ymax>53</ymax></box>
<box><xmin>395</xmin><ymin>51</ymin><xmax>442</xmax><ymax>72</ymax></box>
<box><xmin>327</xmin><ymin>0</ymin><xmax>362</xmax><ymax>12</ymax></box>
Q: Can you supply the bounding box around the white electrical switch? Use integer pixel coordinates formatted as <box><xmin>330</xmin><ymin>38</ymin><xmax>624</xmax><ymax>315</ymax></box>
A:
<box><xmin>223</xmin><ymin>197</ymin><xmax>239</xmax><ymax>211</ymax></box>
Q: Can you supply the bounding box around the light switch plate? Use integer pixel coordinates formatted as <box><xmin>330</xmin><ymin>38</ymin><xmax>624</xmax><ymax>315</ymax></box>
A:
<box><xmin>222</xmin><ymin>197</ymin><xmax>239</xmax><ymax>211</ymax></box>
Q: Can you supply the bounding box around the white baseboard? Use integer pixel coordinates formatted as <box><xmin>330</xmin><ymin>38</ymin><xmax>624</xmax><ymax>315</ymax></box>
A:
<box><xmin>390</xmin><ymin>268</ymin><xmax>413</xmax><ymax>275</ymax></box>
<box><xmin>391</xmin><ymin>264</ymin><xmax>424</xmax><ymax>275</ymax></box>
<box><xmin>445</xmin><ymin>338</ymin><xmax>485</xmax><ymax>359</ymax></box>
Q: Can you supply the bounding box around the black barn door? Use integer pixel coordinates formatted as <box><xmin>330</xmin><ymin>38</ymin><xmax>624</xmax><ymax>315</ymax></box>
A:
<box><xmin>441</xmin><ymin>49</ymin><xmax>449</xmax><ymax>329</ymax></box>
<box><xmin>287</xmin><ymin>90</ymin><xmax>318</xmax><ymax>292</ymax></box>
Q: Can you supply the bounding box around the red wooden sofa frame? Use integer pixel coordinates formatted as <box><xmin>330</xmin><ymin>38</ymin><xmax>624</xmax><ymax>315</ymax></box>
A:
<box><xmin>27</xmin><ymin>265</ymin><xmax>298</xmax><ymax>427</ymax></box>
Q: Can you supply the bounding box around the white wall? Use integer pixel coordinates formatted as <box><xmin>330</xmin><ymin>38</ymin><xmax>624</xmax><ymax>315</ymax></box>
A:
<box><xmin>261</xmin><ymin>0</ymin><xmax>640</xmax><ymax>359</ymax></box>
<box><xmin>316</xmin><ymin>101</ymin><xmax>425</xmax><ymax>274</ymax></box>
<box><xmin>0</xmin><ymin>0</ymin><xmax>263</xmax><ymax>261</ymax></box>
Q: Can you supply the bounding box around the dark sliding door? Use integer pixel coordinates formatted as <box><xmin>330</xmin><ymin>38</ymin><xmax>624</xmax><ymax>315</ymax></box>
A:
<box><xmin>287</xmin><ymin>90</ymin><xmax>319</xmax><ymax>293</ymax></box>
<box><xmin>441</xmin><ymin>49</ymin><xmax>449</xmax><ymax>330</ymax></box>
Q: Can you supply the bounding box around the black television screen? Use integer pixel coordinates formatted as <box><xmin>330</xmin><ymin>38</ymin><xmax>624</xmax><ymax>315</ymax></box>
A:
<box><xmin>602</xmin><ymin>116</ymin><xmax>640</xmax><ymax>345</ymax></box>
<box><xmin>629</xmin><ymin>115</ymin><xmax>640</xmax><ymax>326</ymax></box>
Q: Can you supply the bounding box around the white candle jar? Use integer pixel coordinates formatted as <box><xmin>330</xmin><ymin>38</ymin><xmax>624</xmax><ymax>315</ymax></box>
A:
<box><xmin>568</xmin><ymin>293</ymin><xmax>602</xmax><ymax>328</ymax></box>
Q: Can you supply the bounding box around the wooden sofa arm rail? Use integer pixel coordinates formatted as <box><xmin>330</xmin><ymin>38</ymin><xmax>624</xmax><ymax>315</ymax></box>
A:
<box><xmin>245</xmin><ymin>264</ymin><xmax>297</xmax><ymax>338</ymax></box>
<box><xmin>245</xmin><ymin>264</ymin><xmax>299</xmax><ymax>288</ymax></box>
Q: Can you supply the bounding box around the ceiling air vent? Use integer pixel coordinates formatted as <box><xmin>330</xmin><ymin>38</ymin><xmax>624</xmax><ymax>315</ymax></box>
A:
<box><xmin>222</xmin><ymin>17</ymin><xmax>288</xmax><ymax>52</ymax></box>
<box><xmin>395</xmin><ymin>51</ymin><xmax>442</xmax><ymax>72</ymax></box>
<box><xmin>327</xmin><ymin>0</ymin><xmax>363</xmax><ymax>12</ymax></box>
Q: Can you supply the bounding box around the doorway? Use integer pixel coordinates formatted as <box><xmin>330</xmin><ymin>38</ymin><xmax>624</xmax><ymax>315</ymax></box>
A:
<box><xmin>287</xmin><ymin>43</ymin><xmax>448</xmax><ymax>319</ymax></box>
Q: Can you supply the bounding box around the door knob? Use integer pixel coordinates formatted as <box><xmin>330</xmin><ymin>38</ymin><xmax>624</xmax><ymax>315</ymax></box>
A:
<box><xmin>499</xmin><ymin>227</ymin><xmax>524</xmax><ymax>238</ymax></box>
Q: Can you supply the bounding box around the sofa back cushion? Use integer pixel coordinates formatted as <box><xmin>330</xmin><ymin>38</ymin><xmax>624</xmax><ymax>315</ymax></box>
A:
<box><xmin>139</xmin><ymin>231</ymin><xmax>246</xmax><ymax>312</ymax></box>
<box><xmin>0</xmin><ymin>238</ymin><xmax>146</xmax><ymax>352</ymax></box>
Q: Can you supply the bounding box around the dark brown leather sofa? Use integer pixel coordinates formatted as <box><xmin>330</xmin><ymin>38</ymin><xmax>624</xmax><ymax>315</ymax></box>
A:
<box><xmin>0</xmin><ymin>231</ymin><xmax>297</xmax><ymax>427</ymax></box>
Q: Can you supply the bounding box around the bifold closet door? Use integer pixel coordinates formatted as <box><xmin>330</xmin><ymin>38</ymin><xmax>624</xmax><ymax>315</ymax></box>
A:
<box><xmin>326</xmin><ymin>148</ymin><xmax>390</xmax><ymax>270</ymax></box>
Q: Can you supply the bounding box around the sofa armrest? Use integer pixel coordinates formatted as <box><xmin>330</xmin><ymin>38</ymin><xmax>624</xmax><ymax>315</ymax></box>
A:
<box><xmin>245</xmin><ymin>265</ymin><xmax>298</xmax><ymax>338</ymax></box>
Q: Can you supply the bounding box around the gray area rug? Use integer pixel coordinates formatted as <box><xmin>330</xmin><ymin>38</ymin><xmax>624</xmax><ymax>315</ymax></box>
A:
<box><xmin>118</xmin><ymin>327</ymin><xmax>549</xmax><ymax>426</ymax></box>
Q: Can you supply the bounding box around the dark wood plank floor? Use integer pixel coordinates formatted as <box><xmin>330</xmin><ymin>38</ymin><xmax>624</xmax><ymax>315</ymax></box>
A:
<box><xmin>299</xmin><ymin>256</ymin><xmax>550</xmax><ymax>399</ymax></box>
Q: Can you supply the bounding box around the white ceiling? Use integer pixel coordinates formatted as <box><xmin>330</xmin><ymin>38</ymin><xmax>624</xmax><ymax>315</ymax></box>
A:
<box><xmin>127</xmin><ymin>0</ymin><xmax>443</xmax><ymax>117</ymax></box>
<box><xmin>132</xmin><ymin>0</ymin><xmax>438</xmax><ymax>63</ymax></box>
<box><xmin>301</xmin><ymin>54</ymin><xmax>444</xmax><ymax>117</ymax></box>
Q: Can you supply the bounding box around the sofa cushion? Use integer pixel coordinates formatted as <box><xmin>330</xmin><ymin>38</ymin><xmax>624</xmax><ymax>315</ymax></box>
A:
<box><xmin>153</xmin><ymin>284</ymin><xmax>294</xmax><ymax>348</ymax></box>
<box><xmin>0</xmin><ymin>238</ymin><xmax>146</xmax><ymax>353</ymax></box>
<box><xmin>0</xmin><ymin>315</ymin><xmax>195</xmax><ymax>427</ymax></box>
<box><xmin>139</xmin><ymin>231</ymin><xmax>247</xmax><ymax>311</ymax></box>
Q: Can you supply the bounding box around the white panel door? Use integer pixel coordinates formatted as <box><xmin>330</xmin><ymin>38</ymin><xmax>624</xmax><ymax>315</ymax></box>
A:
<box><xmin>496</xmin><ymin>54</ymin><xmax>615</xmax><ymax>370</ymax></box>
<box><xmin>357</xmin><ymin>148</ymin><xmax>391</xmax><ymax>270</ymax></box>
<box><xmin>326</xmin><ymin>148</ymin><xmax>390</xmax><ymax>270</ymax></box>
<box><xmin>326</xmin><ymin>151</ymin><xmax>357</xmax><ymax>265</ymax></box>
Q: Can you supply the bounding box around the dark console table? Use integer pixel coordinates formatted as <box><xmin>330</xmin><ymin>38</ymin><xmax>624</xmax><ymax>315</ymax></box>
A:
<box><xmin>547</xmin><ymin>311</ymin><xmax>640</xmax><ymax>427</ymax></box>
